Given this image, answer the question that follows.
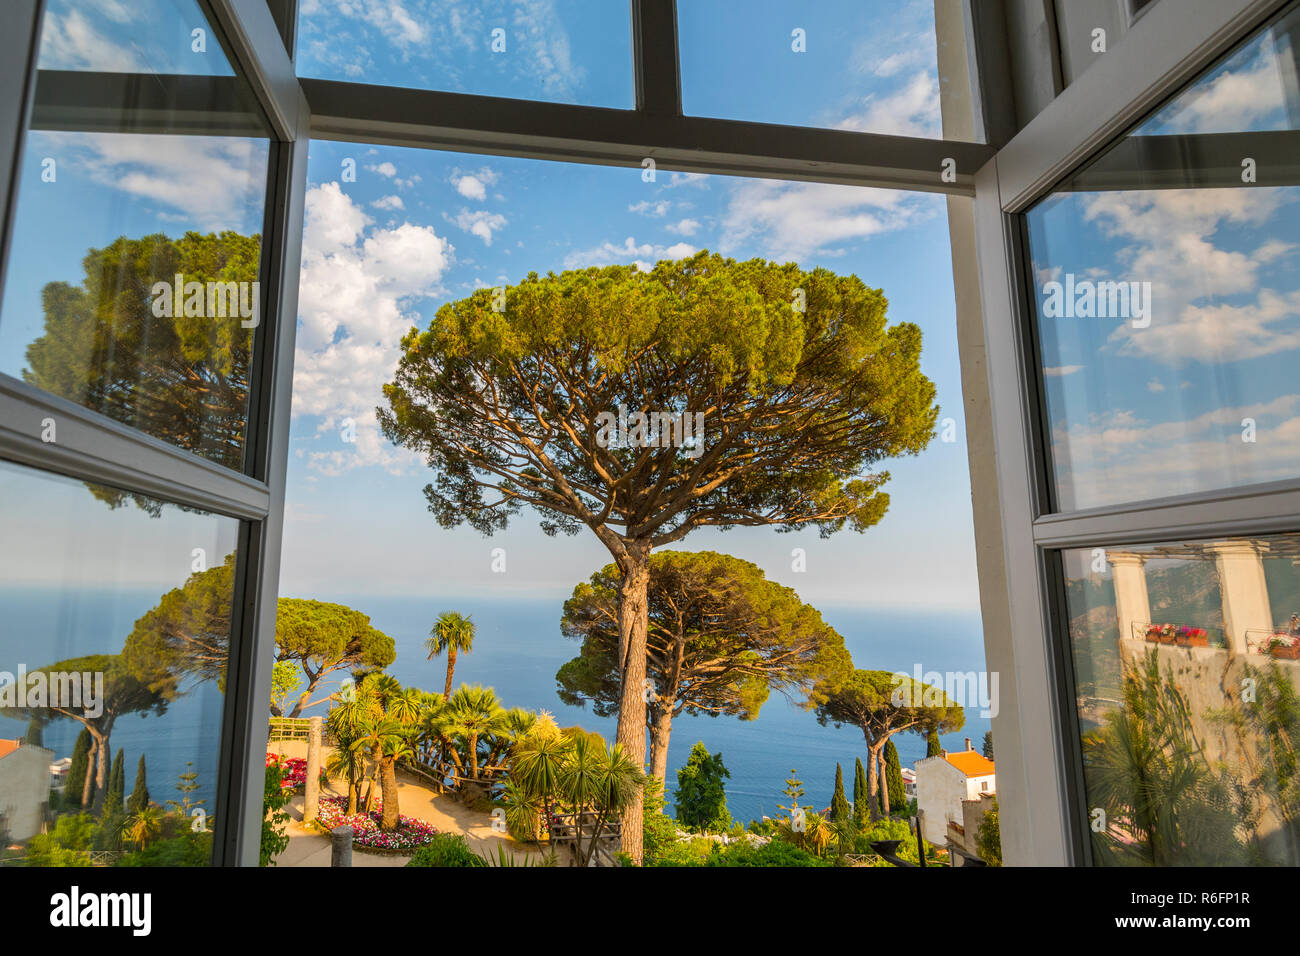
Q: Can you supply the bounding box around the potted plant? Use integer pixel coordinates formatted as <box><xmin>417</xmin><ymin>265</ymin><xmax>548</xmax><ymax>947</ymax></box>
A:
<box><xmin>1269</xmin><ymin>635</ymin><xmax>1300</xmax><ymax>660</ymax></box>
<box><xmin>1174</xmin><ymin>626</ymin><xmax>1209</xmax><ymax>648</ymax></box>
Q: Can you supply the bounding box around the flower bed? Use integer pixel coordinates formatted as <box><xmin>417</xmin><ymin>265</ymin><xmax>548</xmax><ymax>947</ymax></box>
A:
<box><xmin>266</xmin><ymin>753</ymin><xmax>327</xmax><ymax>793</ymax></box>
<box><xmin>316</xmin><ymin>795</ymin><xmax>440</xmax><ymax>852</ymax></box>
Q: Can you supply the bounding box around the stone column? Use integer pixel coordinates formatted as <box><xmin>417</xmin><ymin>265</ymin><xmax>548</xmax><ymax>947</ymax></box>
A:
<box><xmin>304</xmin><ymin>715</ymin><xmax>322</xmax><ymax>824</ymax></box>
<box><xmin>331</xmin><ymin>826</ymin><xmax>353</xmax><ymax>867</ymax></box>
<box><xmin>1108</xmin><ymin>551</ymin><xmax>1151</xmax><ymax>643</ymax></box>
<box><xmin>1208</xmin><ymin>540</ymin><xmax>1273</xmax><ymax>656</ymax></box>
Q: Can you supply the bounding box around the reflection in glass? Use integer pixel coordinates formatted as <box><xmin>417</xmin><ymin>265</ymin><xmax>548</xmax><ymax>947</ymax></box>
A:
<box><xmin>0</xmin><ymin>0</ymin><xmax>271</xmax><ymax>475</ymax></box>
<box><xmin>1064</xmin><ymin>534</ymin><xmax>1300</xmax><ymax>866</ymax></box>
<box><xmin>296</xmin><ymin>0</ymin><xmax>633</xmax><ymax>108</ymax></box>
<box><xmin>0</xmin><ymin>460</ymin><xmax>238</xmax><ymax>866</ymax></box>
<box><xmin>1025</xmin><ymin>5</ymin><xmax>1300</xmax><ymax>511</ymax></box>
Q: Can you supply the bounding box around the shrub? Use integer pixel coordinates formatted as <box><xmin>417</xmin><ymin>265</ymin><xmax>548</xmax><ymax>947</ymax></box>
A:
<box><xmin>406</xmin><ymin>833</ymin><xmax>486</xmax><ymax>867</ymax></box>
<box><xmin>261</xmin><ymin>760</ymin><xmax>291</xmax><ymax>866</ymax></box>
<box><xmin>117</xmin><ymin>831</ymin><xmax>212</xmax><ymax>867</ymax></box>
<box><xmin>706</xmin><ymin>840</ymin><xmax>830</xmax><ymax>867</ymax></box>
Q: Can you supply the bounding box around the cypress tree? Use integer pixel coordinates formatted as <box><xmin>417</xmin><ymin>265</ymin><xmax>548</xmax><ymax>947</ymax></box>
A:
<box><xmin>24</xmin><ymin>719</ymin><xmax>43</xmax><ymax>747</ymax></box>
<box><xmin>104</xmin><ymin>748</ymin><xmax>126</xmax><ymax>814</ymax></box>
<box><xmin>853</xmin><ymin>757</ymin><xmax>869</xmax><ymax>827</ymax></box>
<box><xmin>829</xmin><ymin>763</ymin><xmax>851</xmax><ymax>822</ymax></box>
<box><xmin>883</xmin><ymin>740</ymin><xmax>906</xmax><ymax>812</ymax></box>
<box><xmin>982</xmin><ymin>730</ymin><xmax>994</xmax><ymax>760</ymax></box>
<box><xmin>66</xmin><ymin>729</ymin><xmax>92</xmax><ymax>808</ymax></box>
<box><xmin>926</xmin><ymin>729</ymin><xmax>942</xmax><ymax>758</ymax></box>
<box><xmin>128</xmin><ymin>755</ymin><xmax>150</xmax><ymax>815</ymax></box>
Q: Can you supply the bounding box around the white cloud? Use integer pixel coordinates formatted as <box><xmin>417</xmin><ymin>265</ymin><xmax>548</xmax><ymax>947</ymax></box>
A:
<box><xmin>666</xmin><ymin>218</ymin><xmax>700</xmax><ymax>236</ymax></box>
<box><xmin>293</xmin><ymin>182</ymin><xmax>454</xmax><ymax>474</ymax></box>
<box><xmin>1146</xmin><ymin>379</ymin><xmax>1165</xmax><ymax>393</ymax></box>
<box><xmin>452</xmin><ymin>166</ymin><xmax>499</xmax><ymax>201</ymax></box>
<box><xmin>371</xmin><ymin>194</ymin><xmax>404</xmax><ymax>210</ymax></box>
<box><xmin>39</xmin><ymin>7</ymin><xmax>150</xmax><ymax>71</ymax></box>
<box><xmin>36</xmin><ymin>130</ymin><xmax>266</xmax><ymax>232</ymax></box>
<box><xmin>628</xmin><ymin>200</ymin><xmax>670</xmax><ymax>217</ymax></box>
<box><xmin>719</xmin><ymin>179</ymin><xmax>933</xmax><ymax>261</ymax></box>
<box><xmin>1081</xmin><ymin>187</ymin><xmax>1300</xmax><ymax>362</ymax></box>
<box><xmin>1149</xmin><ymin>45</ymin><xmax>1289</xmax><ymax>134</ymax></box>
<box><xmin>368</xmin><ymin>162</ymin><xmax>398</xmax><ymax>178</ymax></box>
<box><xmin>450</xmin><ymin>208</ymin><xmax>507</xmax><ymax>245</ymax></box>
<box><xmin>1044</xmin><ymin>365</ymin><xmax>1084</xmax><ymax>377</ymax></box>
<box><xmin>563</xmin><ymin>236</ymin><xmax>697</xmax><ymax>272</ymax></box>
<box><xmin>836</xmin><ymin>71</ymin><xmax>941</xmax><ymax>138</ymax></box>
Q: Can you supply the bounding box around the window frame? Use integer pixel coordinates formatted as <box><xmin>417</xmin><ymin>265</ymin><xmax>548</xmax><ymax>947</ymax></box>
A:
<box><xmin>970</xmin><ymin>0</ymin><xmax>1297</xmax><ymax>865</ymax></box>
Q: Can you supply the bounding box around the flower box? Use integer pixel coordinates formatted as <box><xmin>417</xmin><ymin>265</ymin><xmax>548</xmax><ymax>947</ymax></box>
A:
<box><xmin>1174</xmin><ymin>626</ymin><xmax>1209</xmax><ymax>648</ymax></box>
<box><xmin>1270</xmin><ymin>638</ymin><xmax>1300</xmax><ymax>660</ymax></box>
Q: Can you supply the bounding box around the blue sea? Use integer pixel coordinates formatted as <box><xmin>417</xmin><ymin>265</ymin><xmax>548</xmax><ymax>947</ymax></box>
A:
<box><xmin>0</xmin><ymin>588</ymin><xmax>989</xmax><ymax>825</ymax></box>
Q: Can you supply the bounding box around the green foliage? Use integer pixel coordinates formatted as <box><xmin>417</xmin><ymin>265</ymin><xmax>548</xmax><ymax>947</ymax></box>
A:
<box><xmin>674</xmin><ymin>743</ymin><xmax>731</xmax><ymax>832</ymax></box>
<box><xmin>261</xmin><ymin>761</ymin><xmax>290</xmax><ymax>867</ymax></box>
<box><xmin>976</xmin><ymin>799</ymin><xmax>1002</xmax><ymax>866</ymax></box>
<box><xmin>274</xmin><ymin>598</ymin><xmax>397</xmax><ymax>717</ymax></box>
<box><xmin>853</xmin><ymin>817</ymin><xmax>920</xmax><ymax>864</ymax></box>
<box><xmin>24</xmin><ymin>814</ymin><xmax>97</xmax><ymax>867</ymax></box>
<box><xmin>982</xmin><ymin>730</ymin><xmax>994</xmax><ymax>760</ymax></box>
<box><xmin>641</xmin><ymin>779</ymin><xmax>686</xmax><ymax>864</ymax></box>
<box><xmin>853</xmin><ymin>757</ymin><xmax>869</xmax><ymax>827</ymax></box>
<box><xmin>406</xmin><ymin>833</ymin><xmax>487</xmax><ymax>867</ymax></box>
<box><xmin>23</xmin><ymin>719</ymin><xmax>43</xmax><ymax>747</ymax></box>
<box><xmin>127</xmin><ymin>755</ymin><xmax>150</xmax><ymax>816</ymax></box>
<box><xmin>105</xmin><ymin>748</ymin><xmax>125</xmax><ymax>814</ymax></box>
<box><xmin>829</xmin><ymin>763</ymin><xmax>851</xmax><ymax>822</ymax></box>
<box><xmin>882</xmin><ymin>740</ymin><xmax>907</xmax><ymax>814</ymax></box>
<box><xmin>66</xmin><ymin>729</ymin><xmax>92</xmax><ymax>808</ymax></box>
<box><xmin>1083</xmin><ymin>651</ymin><xmax>1250</xmax><ymax>865</ymax></box>
<box><xmin>703</xmin><ymin>840</ymin><xmax>831</xmax><ymax>867</ymax></box>
<box><xmin>117</xmin><ymin>831</ymin><xmax>212</xmax><ymax>867</ymax></box>
<box><xmin>926</xmin><ymin>729</ymin><xmax>942</xmax><ymax>757</ymax></box>
<box><xmin>270</xmin><ymin>661</ymin><xmax>302</xmax><ymax>717</ymax></box>
<box><xmin>557</xmin><ymin>551</ymin><xmax>852</xmax><ymax>744</ymax></box>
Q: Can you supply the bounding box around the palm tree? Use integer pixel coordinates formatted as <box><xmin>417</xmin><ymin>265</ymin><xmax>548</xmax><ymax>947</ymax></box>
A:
<box><xmin>123</xmin><ymin>805</ymin><xmax>164</xmax><ymax>850</ymax></box>
<box><xmin>426</xmin><ymin>611</ymin><xmax>476</xmax><ymax>698</ymax></box>
<box><xmin>445</xmin><ymin>685</ymin><xmax>507</xmax><ymax>780</ymax></box>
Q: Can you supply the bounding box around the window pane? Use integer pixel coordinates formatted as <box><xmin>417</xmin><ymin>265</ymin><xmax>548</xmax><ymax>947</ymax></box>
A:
<box><xmin>0</xmin><ymin>459</ymin><xmax>239</xmax><ymax>866</ymax></box>
<box><xmin>679</xmin><ymin>0</ymin><xmax>960</xmax><ymax>137</ymax></box>
<box><xmin>1025</xmin><ymin>5</ymin><xmax>1300</xmax><ymax>511</ymax></box>
<box><xmin>0</xmin><ymin>1</ymin><xmax>271</xmax><ymax>473</ymax></box>
<box><xmin>295</xmin><ymin>0</ymin><xmax>634</xmax><ymax>108</ymax></box>
<box><xmin>1064</xmin><ymin>533</ymin><xmax>1300</xmax><ymax>866</ymax></box>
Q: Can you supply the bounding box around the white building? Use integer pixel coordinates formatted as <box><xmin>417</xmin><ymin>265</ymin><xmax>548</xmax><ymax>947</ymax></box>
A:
<box><xmin>0</xmin><ymin>739</ymin><xmax>55</xmax><ymax>842</ymax></box>
<box><xmin>901</xmin><ymin>766</ymin><xmax>917</xmax><ymax>800</ymax></box>
<box><xmin>915</xmin><ymin>738</ymin><xmax>996</xmax><ymax>845</ymax></box>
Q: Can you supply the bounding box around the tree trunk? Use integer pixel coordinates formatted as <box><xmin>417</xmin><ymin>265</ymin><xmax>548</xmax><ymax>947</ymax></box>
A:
<box><xmin>347</xmin><ymin>761</ymin><xmax>359</xmax><ymax>815</ymax></box>
<box><xmin>444</xmin><ymin>646</ymin><xmax>457</xmax><ymax>699</ymax></box>
<box><xmin>81</xmin><ymin>734</ymin><xmax>99</xmax><ymax>808</ymax></box>
<box><xmin>90</xmin><ymin>727</ymin><xmax>111</xmax><ymax>814</ymax></box>
<box><xmin>613</xmin><ymin>541</ymin><xmax>651</xmax><ymax>864</ymax></box>
<box><xmin>379</xmin><ymin>757</ymin><xmax>400</xmax><ymax>830</ymax></box>
<box><xmin>648</xmin><ymin>707</ymin><xmax>673</xmax><ymax>787</ymax></box>
<box><xmin>877</xmin><ymin>740</ymin><xmax>892</xmax><ymax>817</ymax></box>
<box><xmin>468</xmin><ymin>731</ymin><xmax>479</xmax><ymax>779</ymax></box>
<box><xmin>866</xmin><ymin>738</ymin><xmax>884</xmax><ymax>822</ymax></box>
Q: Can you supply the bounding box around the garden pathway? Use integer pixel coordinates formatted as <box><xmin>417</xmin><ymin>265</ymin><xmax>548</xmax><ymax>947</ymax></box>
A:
<box><xmin>268</xmin><ymin>739</ymin><xmax>543</xmax><ymax>866</ymax></box>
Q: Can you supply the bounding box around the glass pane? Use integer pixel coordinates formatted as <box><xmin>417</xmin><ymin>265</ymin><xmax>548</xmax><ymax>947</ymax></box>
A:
<box><xmin>0</xmin><ymin>1</ymin><xmax>271</xmax><ymax>474</ymax></box>
<box><xmin>679</xmin><ymin>0</ymin><xmax>961</xmax><ymax>137</ymax></box>
<box><xmin>0</xmin><ymin>459</ymin><xmax>239</xmax><ymax>866</ymax></box>
<box><xmin>295</xmin><ymin>0</ymin><xmax>634</xmax><ymax>108</ymax></box>
<box><xmin>1063</xmin><ymin>533</ymin><xmax>1300</xmax><ymax>866</ymax></box>
<box><xmin>1025</xmin><ymin>5</ymin><xmax>1300</xmax><ymax>511</ymax></box>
